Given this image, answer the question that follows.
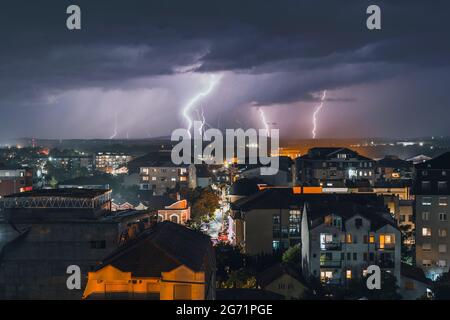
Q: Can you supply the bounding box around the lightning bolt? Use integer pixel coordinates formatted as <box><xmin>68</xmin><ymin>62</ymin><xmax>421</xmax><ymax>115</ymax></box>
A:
<box><xmin>312</xmin><ymin>90</ymin><xmax>327</xmax><ymax>139</ymax></box>
<box><xmin>258</xmin><ymin>107</ymin><xmax>270</xmax><ymax>137</ymax></box>
<box><xmin>109</xmin><ymin>112</ymin><xmax>118</xmax><ymax>139</ymax></box>
<box><xmin>183</xmin><ymin>74</ymin><xmax>221</xmax><ymax>139</ymax></box>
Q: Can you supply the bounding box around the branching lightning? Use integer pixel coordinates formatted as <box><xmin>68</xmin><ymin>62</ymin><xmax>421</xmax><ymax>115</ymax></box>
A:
<box><xmin>312</xmin><ymin>90</ymin><xmax>327</xmax><ymax>139</ymax></box>
<box><xmin>109</xmin><ymin>112</ymin><xmax>118</xmax><ymax>139</ymax></box>
<box><xmin>258</xmin><ymin>107</ymin><xmax>270</xmax><ymax>137</ymax></box>
<box><xmin>196</xmin><ymin>106</ymin><xmax>212</xmax><ymax>136</ymax></box>
<box><xmin>183</xmin><ymin>74</ymin><xmax>221</xmax><ymax>139</ymax></box>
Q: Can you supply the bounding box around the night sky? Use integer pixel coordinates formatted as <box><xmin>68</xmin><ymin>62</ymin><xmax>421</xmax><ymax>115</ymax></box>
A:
<box><xmin>0</xmin><ymin>0</ymin><xmax>449</xmax><ymax>139</ymax></box>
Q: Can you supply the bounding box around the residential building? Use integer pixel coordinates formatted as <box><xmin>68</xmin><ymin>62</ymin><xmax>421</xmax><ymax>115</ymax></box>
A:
<box><xmin>400</xmin><ymin>263</ymin><xmax>432</xmax><ymax>300</ymax></box>
<box><xmin>82</xmin><ymin>221</ymin><xmax>216</xmax><ymax>300</ymax></box>
<box><xmin>95</xmin><ymin>152</ymin><xmax>133</xmax><ymax>173</ymax></box>
<box><xmin>0</xmin><ymin>166</ymin><xmax>33</xmax><ymax>197</ymax></box>
<box><xmin>376</xmin><ymin>155</ymin><xmax>413</xmax><ymax>182</ymax></box>
<box><xmin>139</xmin><ymin>161</ymin><xmax>196</xmax><ymax>195</ymax></box>
<box><xmin>47</xmin><ymin>155</ymin><xmax>94</xmax><ymax>172</ymax></box>
<box><xmin>295</xmin><ymin>147</ymin><xmax>375</xmax><ymax>187</ymax></box>
<box><xmin>256</xmin><ymin>263</ymin><xmax>308</xmax><ymax>299</ymax></box>
<box><xmin>413</xmin><ymin>152</ymin><xmax>450</xmax><ymax>279</ymax></box>
<box><xmin>0</xmin><ymin>189</ymin><xmax>124</xmax><ymax>299</ymax></box>
<box><xmin>301</xmin><ymin>199</ymin><xmax>401</xmax><ymax>286</ymax></box>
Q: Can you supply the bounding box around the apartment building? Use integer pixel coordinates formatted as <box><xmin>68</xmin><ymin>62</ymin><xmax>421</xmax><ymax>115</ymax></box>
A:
<box><xmin>139</xmin><ymin>161</ymin><xmax>196</xmax><ymax>195</ymax></box>
<box><xmin>413</xmin><ymin>152</ymin><xmax>450</xmax><ymax>279</ymax></box>
<box><xmin>301</xmin><ymin>201</ymin><xmax>401</xmax><ymax>286</ymax></box>
<box><xmin>95</xmin><ymin>152</ymin><xmax>133</xmax><ymax>173</ymax></box>
<box><xmin>295</xmin><ymin>147</ymin><xmax>375</xmax><ymax>187</ymax></box>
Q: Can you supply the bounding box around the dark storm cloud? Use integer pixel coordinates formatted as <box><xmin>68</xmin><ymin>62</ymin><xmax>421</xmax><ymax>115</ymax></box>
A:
<box><xmin>0</xmin><ymin>0</ymin><xmax>449</xmax><ymax>138</ymax></box>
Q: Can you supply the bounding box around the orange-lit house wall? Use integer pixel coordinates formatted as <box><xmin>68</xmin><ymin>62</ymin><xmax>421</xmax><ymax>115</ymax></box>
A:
<box><xmin>82</xmin><ymin>265</ymin><xmax>206</xmax><ymax>300</ymax></box>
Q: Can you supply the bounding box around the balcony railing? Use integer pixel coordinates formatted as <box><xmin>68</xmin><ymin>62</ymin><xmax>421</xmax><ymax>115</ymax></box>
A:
<box><xmin>320</xmin><ymin>260</ymin><xmax>342</xmax><ymax>268</ymax></box>
<box><xmin>376</xmin><ymin>244</ymin><xmax>396</xmax><ymax>251</ymax></box>
<box><xmin>321</xmin><ymin>242</ymin><xmax>342</xmax><ymax>251</ymax></box>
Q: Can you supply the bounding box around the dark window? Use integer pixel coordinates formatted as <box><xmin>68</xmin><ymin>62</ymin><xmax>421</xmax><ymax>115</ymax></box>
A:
<box><xmin>90</xmin><ymin>240</ymin><xmax>106</xmax><ymax>249</ymax></box>
<box><xmin>355</xmin><ymin>218</ymin><xmax>363</xmax><ymax>228</ymax></box>
<box><xmin>353</xmin><ymin>253</ymin><xmax>357</xmax><ymax>260</ymax></box>
<box><xmin>347</xmin><ymin>252</ymin><xmax>351</xmax><ymax>260</ymax></box>
<box><xmin>369</xmin><ymin>252</ymin><xmax>374</xmax><ymax>261</ymax></box>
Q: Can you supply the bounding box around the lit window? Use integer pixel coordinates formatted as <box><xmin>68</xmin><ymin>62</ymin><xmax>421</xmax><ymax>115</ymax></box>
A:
<box><xmin>346</xmin><ymin>234</ymin><xmax>352</xmax><ymax>244</ymax></box>
<box><xmin>369</xmin><ymin>234</ymin><xmax>375</xmax><ymax>243</ymax></box>
<box><xmin>438</xmin><ymin>229</ymin><xmax>447</xmax><ymax>237</ymax></box>
<box><xmin>422</xmin><ymin>197</ymin><xmax>432</xmax><ymax>206</ymax></box>
<box><xmin>346</xmin><ymin>270</ymin><xmax>352</xmax><ymax>279</ymax></box>
<box><xmin>152</xmin><ymin>177</ymin><xmax>157</xmax><ymax>181</ymax></box>
<box><xmin>439</xmin><ymin>197</ymin><xmax>448</xmax><ymax>206</ymax></box>
<box><xmin>438</xmin><ymin>260</ymin><xmax>447</xmax><ymax>267</ymax></box>
<box><xmin>422</xmin><ymin>228</ymin><xmax>432</xmax><ymax>236</ymax></box>
<box><xmin>422</xmin><ymin>260</ymin><xmax>432</xmax><ymax>267</ymax></box>
<box><xmin>171</xmin><ymin>177</ymin><xmax>177</xmax><ymax>182</ymax></box>
<box><xmin>142</xmin><ymin>176</ymin><xmax>149</xmax><ymax>181</ymax></box>
<box><xmin>422</xmin><ymin>243</ymin><xmax>431</xmax><ymax>251</ymax></box>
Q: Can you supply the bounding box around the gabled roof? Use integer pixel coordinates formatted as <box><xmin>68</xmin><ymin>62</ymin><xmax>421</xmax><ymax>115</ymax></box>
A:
<box><xmin>297</xmin><ymin>147</ymin><xmax>373</xmax><ymax>161</ymax></box>
<box><xmin>377</xmin><ymin>156</ymin><xmax>412</xmax><ymax>169</ymax></box>
<box><xmin>256</xmin><ymin>263</ymin><xmax>307</xmax><ymax>288</ymax></box>
<box><xmin>401</xmin><ymin>263</ymin><xmax>432</xmax><ymax>285</ymax></box>
<box><xmin>137</xmin><ymin>192</ymin><xmax>177</xmax><ymax>211</ymax></box>
<box><xmin>306</xmin><ymin>200</ymin><xmax>397</xmax><ymax>231</ymax></box>
<box><xmin>415</xmin><ymin>152</ymin><xmax>450</xmax><ymax>169</ymax></box>
<box><xmin>98</xmin><ymin>221</ymin><xmax>213</xmax><ymax>277</ymax></box>
<box><xmin>229</xmin><ymin>178</ymin><xmax>265</xmax><ymax>196</ymax></box>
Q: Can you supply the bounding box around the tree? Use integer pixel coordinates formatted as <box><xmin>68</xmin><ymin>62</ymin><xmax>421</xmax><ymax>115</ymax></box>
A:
<box><xmin>48</xmin><ymin>176</ymin><xmax>58</xmax><ymax>189</ymax></box>
<box><xmin>282</xmin><ymin>244</ymin><xmax>301</xmax><ymax>266</ymax></box>
<box><xmin>181</xmin><ymin>187</ymin><xmax>219</xmax><ymax>222</ymax></box>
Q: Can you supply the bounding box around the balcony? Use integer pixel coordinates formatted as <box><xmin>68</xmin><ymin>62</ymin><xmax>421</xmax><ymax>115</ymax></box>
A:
<box><xmin>321</xmin><ymin>242</ymin><xmax>342</xmax><ymax>251</ymax></box>
<box><xmin>320</xmin><ymin>260</ymin><xmax>342</xmax><ymax>268</ymax></box>
<box><xmin>376</xmin><ymin>243</ymin><xmax>396</xmax><ymax>251</ymax></box>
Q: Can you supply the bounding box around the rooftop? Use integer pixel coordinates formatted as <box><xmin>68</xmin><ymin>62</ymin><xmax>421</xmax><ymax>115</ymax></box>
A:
<box><xmin>97</xmin><ymin>221</ymin><xmax>214</xmax><ymax>277</ymax></box>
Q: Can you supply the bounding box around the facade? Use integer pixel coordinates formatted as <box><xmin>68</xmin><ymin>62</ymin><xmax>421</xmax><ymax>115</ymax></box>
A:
<box><xmin>230</xmin><ymin>188</ymin><xmax>392</xmax><ymax>256</ymax></box>
<box><xmin>95</xmin><ymin>152</ymin><xmax>133</xmax><ymax>173</ymax></box>
<box><xmin>413</xmin><ymin>152</ymin><xmax>450</xmax><ymax>279</ymax></box>
<box><xmin>82</xmin><ymin>221</ymin><xmax>216</xmax><ymax>300</ymax></box>
<box><xmin>139</xmin><ymin>162</ymin><xmax>196</xmax><ymax>195</ymax></box>
<box><xmin>47</xmin><ymin>155</ymin><xmax>94</xmax><ymax>171</ymax></box>
<box><xmin>301</xmin><ymin>201</ymin><xmax>401</xmax><ymax>286</ymax></box>
<box><xmin>295</xmin><ymin>147</ymin><xmax>375</xmax><ymax>187</ymax></box>
<box><xmin>156</xmin><ymin>199</ymin><xmax>190</xmax><ymax>225</ymax></box>
<box><xmin>376</xmin><ymin>155</ymin><xmax>413</xmax><ymax>182</ymax></box>
<box><xmin>0</xmin><ymin>189</ymin><xmax>123</xmax><ymax>299</ymax></box>
<box><xmin>0</xmin><ymin>166</ymin><xmax>33</xmax><ymax>197</ymax></box>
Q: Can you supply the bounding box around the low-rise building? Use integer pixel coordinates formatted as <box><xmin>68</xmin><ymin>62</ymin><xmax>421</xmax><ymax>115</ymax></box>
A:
<box><xmin>82</xmin><ymin>221</ymin><xmax>216</xmax><ymax>300</ymax></box>
<box><xmin>256</xmin><ymin>263</ymin><xmax>308</xmax><ymax>299</ymax></box>
<box><xmin>0</xmin><ymin>189</ymin><xmax>123</xmax><ymax>299</ymax></box>
<box><xmin>0</xmin><ymin>166</ymin><xmax>33</xmax><ymax>197</ymax></box>
<box><xmin>400</xmin><ymin>263</ymin><xmax>432</xmax><ymax>300</ymax></box>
